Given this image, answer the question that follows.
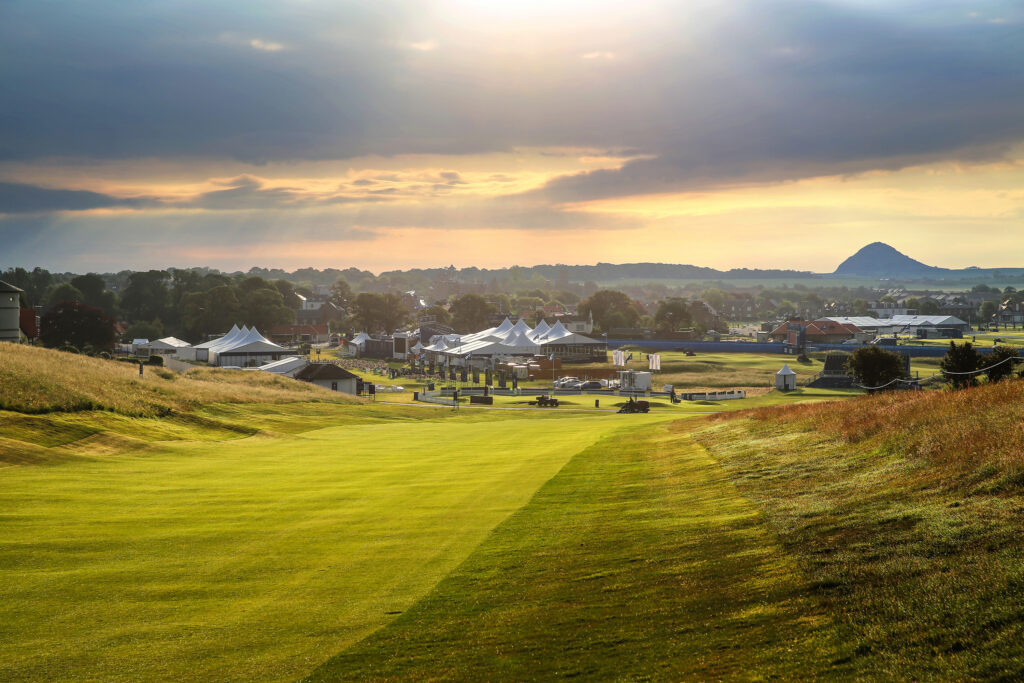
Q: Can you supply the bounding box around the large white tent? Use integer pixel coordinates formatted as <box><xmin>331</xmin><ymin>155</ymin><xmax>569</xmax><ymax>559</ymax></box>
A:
<box><xmin>423</xmin><ymin>316</ymin><xmax>605</xmax><ymax>364</ymax></box>
<box><xmin>215</xmin><ymin>327</ymin><xmax>288</xmax><ymax>367</ymax></box>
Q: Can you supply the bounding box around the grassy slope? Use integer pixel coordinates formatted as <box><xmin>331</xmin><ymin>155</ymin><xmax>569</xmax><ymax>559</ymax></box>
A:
<box><xmin>690</xmin><ymin>379</ymin><xmax>1024</xmax><ymax>679</ymax></box>
<box><xmin>0</xmin><ymin>344</ymin><xmax>357</xmax><ymax>416</ymax></box>
<box><xmin>0</xmin><ymin>408</ymin><xmax>645</xmax><ymax>681</ymax></box>
<box><xmin>308</xmin><ymin>420</ymin><xmax>845</xmax><ymax>681</ymax></box>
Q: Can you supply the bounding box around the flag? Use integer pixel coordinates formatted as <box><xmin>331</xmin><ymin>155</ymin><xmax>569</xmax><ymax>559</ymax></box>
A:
<box><xmin>649</xmin><ymin>353</ymin><xmax>661</xmax><ymax>371</ymax></box>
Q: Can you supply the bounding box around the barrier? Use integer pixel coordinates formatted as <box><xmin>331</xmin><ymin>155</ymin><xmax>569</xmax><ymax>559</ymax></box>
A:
<box><xmin>608</xmin><ymin>339</ymin><xmax>995</xmax><ymax>358</ymax></box>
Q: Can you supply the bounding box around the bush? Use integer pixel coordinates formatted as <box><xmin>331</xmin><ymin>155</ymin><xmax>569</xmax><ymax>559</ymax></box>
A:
<box><xmin>940</xmin><ymin>341</ymin><xmax>981</xmax><ymax>389</ymax></box>
<box><xmin>98</xmin><ymin>351</ymin><xmax>111</xmax><ymax>360</ymax></box>
<box><xmin>57</xmin><ymin>345</ymin><xmax>80</xmax><ymax>354</ymax></box>
<box><xmin>846</xmin><ymin>346</ymin><xmax>905</xmax><ymax>391</ymax></box>
<box><xmin>146</xmin><ymin>355</ymin><xmax>164</xmax><ymax>366</ymax></box>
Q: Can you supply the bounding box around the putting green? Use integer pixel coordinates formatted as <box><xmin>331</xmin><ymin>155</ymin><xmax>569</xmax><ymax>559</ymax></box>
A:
<box><xmin>0</xmin><ymin>413</ymin><xmax>670</xmax><ymax>681</ymax></box>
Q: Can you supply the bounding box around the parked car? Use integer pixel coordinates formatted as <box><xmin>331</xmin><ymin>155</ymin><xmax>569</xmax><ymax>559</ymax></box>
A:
<box><xmin>579</xmin><ymin>380</ymin><xmax>603</xmax><ymax>390</ymax></box>
<box><xmin>554</xmin><ymin>376</ymin><xmax>579</xmax><ymax>388</ymax></box>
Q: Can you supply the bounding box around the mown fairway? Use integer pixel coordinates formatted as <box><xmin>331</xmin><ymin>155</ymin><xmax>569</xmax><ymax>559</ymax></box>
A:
<box><xmin>0</xmin><ymin>408</ymin><xmax>661</xmax><ymax>681</ymax></box>
<box><xmin>309</xmin><ymin>421</ymin><xmax>842</xmax><ymax>680</ymax></box>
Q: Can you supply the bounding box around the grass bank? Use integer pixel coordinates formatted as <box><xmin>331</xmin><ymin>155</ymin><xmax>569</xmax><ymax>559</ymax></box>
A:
<box><xmin>691</xmin><ymin>378</ymin><xmax>1024</xmax><ymax>679</ymax></box>
<box><xmin>0</xmin><ymin>344</ymin><xmax>356</xmax><ymax>416</ymax></box>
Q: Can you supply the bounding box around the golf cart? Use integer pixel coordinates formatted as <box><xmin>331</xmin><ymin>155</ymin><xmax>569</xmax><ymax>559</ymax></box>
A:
<box><xmin>617</xmin><ymin>397</ymin><xmax>650</xmax><ymax>414</ymax></box>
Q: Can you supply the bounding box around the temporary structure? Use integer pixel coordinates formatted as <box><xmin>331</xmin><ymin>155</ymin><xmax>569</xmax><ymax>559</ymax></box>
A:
<box><xmin>775</xmin><ymin>364</ymin><xmax>797</xmax><ymax>391</ymax></box>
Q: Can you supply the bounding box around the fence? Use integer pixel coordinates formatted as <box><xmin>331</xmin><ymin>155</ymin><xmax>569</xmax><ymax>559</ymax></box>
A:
<box><xmin>608</xmin><ymin>339</ymin><xmax>995</xmax><ymax>358</ymax></box>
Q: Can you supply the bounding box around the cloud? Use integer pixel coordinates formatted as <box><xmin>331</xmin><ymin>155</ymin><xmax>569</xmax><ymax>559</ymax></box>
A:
<box><xmin>406</xmin><ymin>40</ymin><xmax>438</xmax><ymax>52</ymax></box>
<box><xmin>248</xmin><ymin>39</ymin><xmax>287</xmax><ymax>52</ymax></box>
<box><xmin>0</xmin><ymin>181</ymin><xmax>150</xmax><ymax>214</ymax></box>
<box><xmin>1</xmin><ymin>0</ymin><xmax>1022</xmax><ymax>200</ymax></box>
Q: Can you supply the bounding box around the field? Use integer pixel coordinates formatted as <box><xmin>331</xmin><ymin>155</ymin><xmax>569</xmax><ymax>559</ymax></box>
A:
<box><xmin>5</xmin><ymin>344</ymin><xmax>1024</xmax><ymax>679</ymax></box>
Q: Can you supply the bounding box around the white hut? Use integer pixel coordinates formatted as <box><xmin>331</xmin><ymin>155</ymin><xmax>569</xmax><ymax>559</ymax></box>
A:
<box><xmin>776</xmin><ymin>364</ymin><xmax>797</xmax><ymax>391</ymax></box>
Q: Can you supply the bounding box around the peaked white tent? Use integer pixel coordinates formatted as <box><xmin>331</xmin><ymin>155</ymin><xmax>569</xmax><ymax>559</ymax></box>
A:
<box><xmin>775</xmin><ymin>363</ymin><xmax>797</xmax><ymax>391</ymax></box>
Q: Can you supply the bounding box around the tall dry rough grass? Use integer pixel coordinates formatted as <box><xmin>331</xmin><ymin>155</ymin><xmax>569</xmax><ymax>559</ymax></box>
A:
<box><xmin>0</xmin><ymin>344</ymin><xmax>357</xmax><ymax>416</ymax></box>
<box><xmin>734</xmin><ymin>380</ymin><xmax>1024</xmax><ymax>486</ymax></box>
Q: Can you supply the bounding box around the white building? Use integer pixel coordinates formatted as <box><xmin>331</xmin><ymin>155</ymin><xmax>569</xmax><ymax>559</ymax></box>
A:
<box><xmin>0</xmin><ymin>280</ymin><xmax>23</xmax><ymax>343</ymax></box>
<box><xmin>294</xmin><ymin>362</ymin><xmax>360</xmax><ymax>394</ymax></box>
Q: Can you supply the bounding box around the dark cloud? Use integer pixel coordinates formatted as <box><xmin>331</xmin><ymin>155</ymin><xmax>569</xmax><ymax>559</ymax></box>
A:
<box><xmin>1</xmin><ymin>0</ymin><xmax>1022</xmax><ymax>197</ymax></box>
<box><xmin>0</xmin><ymin>181</ymin><xmax>149</xmax><ymax>214</ymax></box>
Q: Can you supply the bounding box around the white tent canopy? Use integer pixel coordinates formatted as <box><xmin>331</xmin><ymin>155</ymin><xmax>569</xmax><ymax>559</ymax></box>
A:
<box><xmin>776</xmin><ymin>364</ymin><xmax>796</xmax><ymax>376</ymax></box>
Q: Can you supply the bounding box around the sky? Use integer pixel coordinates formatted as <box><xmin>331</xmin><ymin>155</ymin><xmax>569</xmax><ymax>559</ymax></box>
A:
<box><xmin>1</xmin><ymin>0</ymin><xmax>1023</xmax><ymax>274</ymax></box>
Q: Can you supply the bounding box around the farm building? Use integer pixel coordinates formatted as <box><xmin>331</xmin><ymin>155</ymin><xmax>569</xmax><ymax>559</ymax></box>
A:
<box><xmin>294</xmin><ymin>362</ymin><xmax>359</xmax><ymax>394</ymax></box>
<box><xmin>0</xmin><ymin>280</ymin><xmax>23</xmax><ymax>342</ymax></box>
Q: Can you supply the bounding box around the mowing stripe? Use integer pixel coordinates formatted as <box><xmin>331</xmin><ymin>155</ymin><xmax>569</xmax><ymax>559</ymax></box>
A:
<box><xmin>306</xmin><ymin>420</ymin><xmax>843</xmax><ymax>680</ymax></box>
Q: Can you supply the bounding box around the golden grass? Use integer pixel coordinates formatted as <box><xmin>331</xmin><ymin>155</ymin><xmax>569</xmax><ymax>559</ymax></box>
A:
<box><xmin>720</xmin><ymin>378</ymin><xmax>1024</xmax><ymax>491</ymax></box>
<box><xmin>0</xmin><ymin>344</ymin><xmax>359</xmax><ymax>417</ymax></box>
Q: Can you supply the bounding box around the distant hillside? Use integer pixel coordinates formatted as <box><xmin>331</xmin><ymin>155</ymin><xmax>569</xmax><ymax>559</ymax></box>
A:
<box><xmin>832</xmin><ymin>242</ymin><xmax>944</xmax><ymax>277</ymax></box>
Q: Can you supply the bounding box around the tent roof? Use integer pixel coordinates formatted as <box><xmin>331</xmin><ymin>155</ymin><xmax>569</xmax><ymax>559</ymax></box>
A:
<box><xmin>510</xmin><ymin>318</ymin><xmax>532</xmax><ymax>335</ymax></box>
<box><xmin>533</xmin><ymin>319</ymin><xmax>550</xmax><ymax>336</ymax></box>
<box><xmin>145</xmin><ymin>337</ymin><xmax>191</xmax><ymax>349</ymax></box>
<box><xmin>0</xmin><ymin>280</ymin><xmax>24</xmax><ymax>293</ymax></box>
<box><xmin>494</xmin><ymin>317</ymin><xmax>514</xmax><ymax>334</ymax></box>
<box><xmin>538</xmin><ymin>331</ymin><xmax>601</xmax><ymax>346</ymax></box>
<box><xmin>218</xmin><ymin>339</ymin><xmax>287</xmax><ymax>355</ymax></box>
<box><xmin>194</xmin><ymin>324</ymin><xmax>243</xmax><ymax>350</ymax></box>
<box><xmin>777</xmin><ymin>363</ymin><xmax>797</xmax><ymax>376</ymax></box>
<box><xmin>256</xmin><ymin>356</ymin><xmax>308</xmax><ymax>373</ymax></box>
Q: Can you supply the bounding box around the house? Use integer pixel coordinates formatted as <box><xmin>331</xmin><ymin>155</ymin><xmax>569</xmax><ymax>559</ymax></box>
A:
<box><xmin>0</xmin><ymin>280</ymin><xmax>23</xmax><ymax>342</ymax></box>
<box><xmin>767</xmin><ymin>319</ymin><xmax>861</xmax><ymax>344</ymax></box>
<box><xmin>996</xmin><ymin>300</ymin><xmax>1024</xmax><ymax>327</ymax></box>
<box><xmin>294</xmin><ymin>362</ymin><xmax>360</xmax><ymax>394</ymax></box>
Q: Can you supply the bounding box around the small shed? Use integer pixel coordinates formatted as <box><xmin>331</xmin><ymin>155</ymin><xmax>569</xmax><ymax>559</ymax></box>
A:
<box><xmin>775</xmin><ymin>364</ymin><xmax>797</xmax><ymax>391</ymax></box>
<box><xmin>294</xmin><ymin>362</ymin><xmax>359</xmax><ymax>394</ymax></box>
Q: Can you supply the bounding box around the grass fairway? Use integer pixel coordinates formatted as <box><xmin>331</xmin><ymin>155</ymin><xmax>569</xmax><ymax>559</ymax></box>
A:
<box><xmin>0</xmin><ymin>409</ymin><xmax>647</xmax><ymax>681</ymax></box>
<box><xmin>308</xmin><ymin>421</ymin><xmax>842</xmax><ymax>681</ymax></box>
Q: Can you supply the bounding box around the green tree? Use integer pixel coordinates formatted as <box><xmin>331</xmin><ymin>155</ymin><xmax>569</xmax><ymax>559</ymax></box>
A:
<box><xmin>450</xmin><ymin>294</ymin><xmax>495</xmax><ymax>332</ymax></box>
<box><xmin>182</xmin><ymin>285</ymin><xmax>242</xmax><ymax>340</ymax></box>
<box><xmin>654</xmin><ymin>298</ymin><xmax>693</xmax><ymax>332</ymax></box>
<box><xmin>852</xmin><ymin>298</ymin><xmax>870</xmax><ymax>316</ymax></box>
<box><xmin>984</xmin><ymin>346</ymin><xmax>1019</xmax><ymax>384</ymax></box>
<box><xmin>579</xmin><ymin>290</ymin><xmax>641</xmax><ymax>332</ymax></box>
<box><xmin>379</xmin><ymin>293</ymin><xmax>410</xmax><ymax>333</ymax></box>
<box><xmin>917</xmin><ymin>299</ymin><xmax>941</xmax><ymax>315</ymax></box>
<box><xmin>46</xmin><ymin>283</ymin><xmax>84</xmax><ymax>307</ymax></box>
<box><xmin>420</xmin><ymin>304</ymin><xmax>452</xmax><ymax>326</ymax></box>
<box><xmin>979</xmin><ymin>300</ymin><xmax>998</xmax><ymax>321</ymax></box>
<box><xmin>69</xmin><ymin>273</ymin><xmax>118</xmax><ymax>315</ymax></box>
<box><xmin>239</xmin><ymin>287</ymin><xmax>295</xmax><ymax>331</ymax></box>
<box><xmin>846</xmin><ymin>346</ymin><xmax>906</xmax><ymax>392</ymax></box>
<box><xmin>940</xmin><ymin>341</ymin><xmax>981</xmax><ymax>389</ymax></box>
<box><xmin>40</xmin><ymin>300</ymin><xmax>117</xmax><ymax>351</ymax></box>
<box><xmin>330</xmin><ymin>279</ymin><xmax>354</xmax><ymax>309</ymax></box>
<box><xmin>121</xmin><ymin>270</ymin><xmax>171</xmax><ymax>323</ymax></box>
<box><xmin>125</xmin><ymin>320</ymin><xmax>164</xmax><ymax>342</ymax></box>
